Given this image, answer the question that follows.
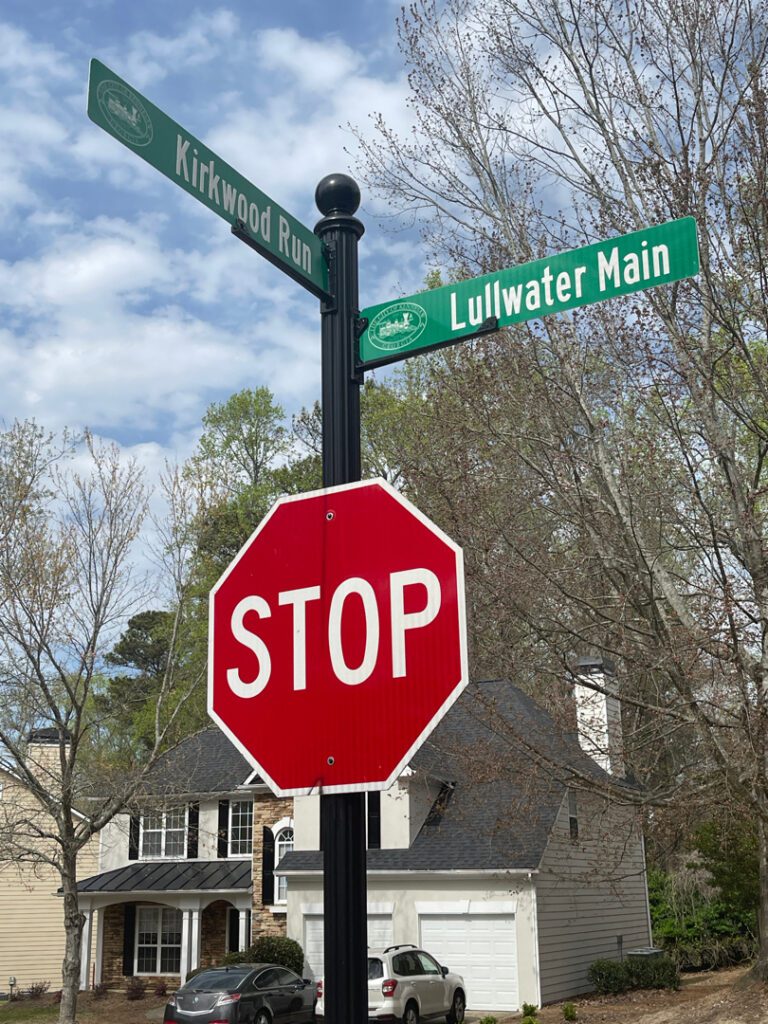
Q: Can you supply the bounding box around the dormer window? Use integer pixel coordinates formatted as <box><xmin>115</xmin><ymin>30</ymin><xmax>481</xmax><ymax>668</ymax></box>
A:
<box><xmin>140</xmin><ymin>807</ymin><xmax>187</xmax><ymax>859</ymax></box>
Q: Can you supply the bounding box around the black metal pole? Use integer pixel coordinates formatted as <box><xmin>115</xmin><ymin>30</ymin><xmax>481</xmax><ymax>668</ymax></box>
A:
<box><xmin>314</xmin><ymin>174</ymin><xmax>367</xmax><ymax>1024</ymax></box>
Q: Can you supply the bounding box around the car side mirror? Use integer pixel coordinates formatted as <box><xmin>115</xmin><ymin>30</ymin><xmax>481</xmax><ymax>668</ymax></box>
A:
<box><xmin>441</xmin><ymin>966</ymin><xmax>449</xmax><ymax>976</ymax></box>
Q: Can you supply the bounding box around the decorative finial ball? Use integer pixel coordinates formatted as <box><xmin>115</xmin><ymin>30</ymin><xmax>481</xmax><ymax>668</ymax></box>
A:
<box><xmin>315</xmin><ymin>174</ymin><xmax>361</xmax><ymax>216</ymax></box>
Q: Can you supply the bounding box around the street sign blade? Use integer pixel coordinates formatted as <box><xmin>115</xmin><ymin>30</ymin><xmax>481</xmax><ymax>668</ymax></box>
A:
<box><xmin>359</xmin><ymin>217</ymin><xmax>700</xmax><ymax>367</ymax></box>
<box><xmin>87</xmin><ymin>58</ymin><xmax>331</xmax><ymax>300</ymax></box>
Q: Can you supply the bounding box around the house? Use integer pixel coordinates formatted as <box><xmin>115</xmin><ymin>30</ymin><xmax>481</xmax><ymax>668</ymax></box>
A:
<box><xmin>281</xmin><ymin>659</ymin><xmax>651</xmax><ymax>1010</ymax></box>
<box><xmin>76</xmin><ymin>656</ymin><xmax>651</xmax><ymax>1008</ymax></box>
<box><xmin>77</xmin><ymin>730</ymin><xmax>292</xmax><ymax>989</ymax></box>
<box><xmin>0</xmin><ymin>730</ymin><xmax>99</xmax><ymax>992</ymax></box>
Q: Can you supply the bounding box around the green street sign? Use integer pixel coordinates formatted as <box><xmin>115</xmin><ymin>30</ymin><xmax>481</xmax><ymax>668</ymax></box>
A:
<box><xmin>359</xmin><ymin>217</ymin><xmax>699</xmax><ymax>368</ymax></box>
<box><xmin>87</xmin><ymin>59</ymin><xmax>330</xmax><ymax>300</ymax></box>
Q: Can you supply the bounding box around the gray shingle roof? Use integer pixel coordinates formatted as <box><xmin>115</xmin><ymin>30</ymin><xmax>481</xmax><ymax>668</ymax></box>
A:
<box><xmin>77</xmin><ymin>859</ymin><xmax>250</xmax><ymax>893</ymax></box>
<box><xmin>281</xmin><ymin>679</ymin><xmax>635</xmax><ymax>874</ymax></box>
<box><xmin>139</xmin><ymin>727</ymin><xmax>255</xmax><ymax>796</ymax></box>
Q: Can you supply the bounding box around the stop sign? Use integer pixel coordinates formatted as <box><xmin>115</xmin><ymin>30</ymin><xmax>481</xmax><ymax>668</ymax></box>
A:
<box><xmin>208</xmin><ymin>478</ymin><xmax>467</xmax><ymax>795</ymax></box>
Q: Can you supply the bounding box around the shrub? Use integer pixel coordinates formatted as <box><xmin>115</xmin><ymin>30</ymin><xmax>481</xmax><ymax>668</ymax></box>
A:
<box><xmin>154</xmin><ymin>979</ymin><xmax>168</xmax><ymax>997</ymax></box>
<box><xmin>521</xmin><ymin>1017</ymin><xmax>537</xmax><ymax>1024</ymax></box>
<box><xmin>521</xmin><ymin>1003</ymin><xmax>538</xmax><ymax>1017</ymax></box>
<box><xmin>588</xmin><ymin>959</ymin><xmax>632</xmax><ymax>995</ymax></box>
<box><xmin>52</xmin><ymin>990</ymin><xmax>63</xmax><ymax>1004</ymax></box>
<box><xmin>562</xmin><ymin>1002</ymin><xmax>577</xmax><ymax>1021</ymax></box>
<box><xmin>588</xmin><ymin>955</ymin><xmax>679</xmax><ymax>996</ymax></box>
<box><xmin>477</xmin><ymin>1016</ymin><xmax>497</xmax><ymax>1024</ymax></box>
<box><xmin>92</xmin><ymin>982</ymin><xmax>109</xmax><ymax>1000</ymax></box>
<box><xmin>628</xmin><ymin>957</ymin><xmax>679</xmax><ymax>991</ymax></box>
<box><xmin>221</xmin><ymin>936</ymin><xmax>305</xmax><ymax>976</ymax></box>
<box><xmin>126</xmin><ymin>977</ymin><xmax>147</xmax><ymax>1000</ymax></box>
<box><xmin>24</xmin><ymin>981</ymin><xmax>50</xmax><ymax>999</ymax></box>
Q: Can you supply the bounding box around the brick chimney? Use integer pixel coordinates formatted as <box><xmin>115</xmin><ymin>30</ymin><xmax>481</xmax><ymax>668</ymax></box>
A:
<box><xmin>573</xmin><ymin>656</ymin><xmax>624</xmax><ymax>777</ymax></box>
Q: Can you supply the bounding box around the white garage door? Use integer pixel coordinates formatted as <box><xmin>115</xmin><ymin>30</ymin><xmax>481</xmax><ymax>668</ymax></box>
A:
<box><xmin>303</xmin><ymin>913</ymin><xmax>394</xmax><ymax>978</ymax></box>
<box><xmin>419</xmin><ymin>914</ymin><xmax>518</xmax><ymax>1011</ymax></box>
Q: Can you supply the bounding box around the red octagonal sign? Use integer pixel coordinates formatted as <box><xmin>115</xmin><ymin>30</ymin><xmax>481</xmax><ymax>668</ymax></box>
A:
<box><xmin>208</xmin><ymin>479</ymin><xmax>468</xmax><ymax>796</ymax></box>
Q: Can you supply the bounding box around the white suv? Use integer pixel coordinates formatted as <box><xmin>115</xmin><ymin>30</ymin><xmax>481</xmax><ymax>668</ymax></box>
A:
<box><xmin>317</xmin><ymin>944</ymin><xmax>466</xmax><ymax>1024</ymax></box>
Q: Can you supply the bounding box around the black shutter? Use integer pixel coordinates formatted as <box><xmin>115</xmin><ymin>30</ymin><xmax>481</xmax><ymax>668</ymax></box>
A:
<box><xmin>367</xmin><ymin>792</ymin><xmax>381</xmax><ymax>850</ymax></box>
<box><xmin>227</xmin><ymin>908</ymin><xmax>239</xmax><ymax>953</ymax></box>
<box><xmin>128</xmin><ymin>815</ymin><xmax>140</xmax><ymax>860</ymax></box>
<box><xmin>122</xmin><ymin>903</ymin><xmax>136</xmax><ymax>977</ymax></box>
<box><xmin>218</xmin><ymin>800</ymin><xmax>230</xmax><ymax>858</ymax></box>
<box><xmin>262</xmin><ymin>827</ymin><xmax>275</xmax><ymax>906</ymax></box>
<box><xmin>187</xmin><ymin>803</ymin><xmax>199</xmax><ymax>859</ymax></box>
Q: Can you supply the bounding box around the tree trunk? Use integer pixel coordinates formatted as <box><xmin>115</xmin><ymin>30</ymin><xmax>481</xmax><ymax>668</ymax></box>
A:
<box><xmin>750</xmin><ymin>817</ymin><xmax>768</xmax><ymax>982</ymax></box>
<box><xmin>58</xmin><ymin>851</ymin><xmax>84</xmax><ymax>1024</ymax></box>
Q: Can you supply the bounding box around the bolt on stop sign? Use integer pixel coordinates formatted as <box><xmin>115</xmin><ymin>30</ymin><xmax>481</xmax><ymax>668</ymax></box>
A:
<box><xmin>208</xmin><ymin>479</ymin><xmax>468</xmax><ymax>795</ymax></box>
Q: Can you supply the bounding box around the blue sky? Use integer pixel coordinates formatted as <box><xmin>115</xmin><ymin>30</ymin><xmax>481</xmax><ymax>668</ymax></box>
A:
<box><xmin>0</xmin><ymin>2</ymin><xmax>423</xmax><ymax>475</ymax></box>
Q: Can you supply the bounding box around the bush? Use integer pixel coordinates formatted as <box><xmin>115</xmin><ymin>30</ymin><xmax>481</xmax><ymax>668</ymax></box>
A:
<box><xmin>562</xmin><ymin>1002</ymin><xmax>577</xmax><ymax>1021</ymax></box>
<box><xmin>521</xmin><ymin>1017</ymin><xmax>537</xmax><ymax>1024</ymax></box>
<box><xmin>477</xmin><ymin>1016</ymin><xmax>497</xmax><ymax>1024</ymax></box>
<box><xmin>52</xmin><ymin>990</ymin><xmax>63</xmax><ymax>1004</ymax></box>
<box><xmin>221</xmin><ymin>936</ymin><xmax>304</xmax><ymax>976</ymax></box>
<box><xmin>125</xmin><ymin>977</ymin><xmax>147</xmax><ymax>1000</ymax></box>
<box><xmin>588</xmin><ymin>959</ymin><xmax>632</xmax><ymax>995</ymax></box>
<box><xmin>628</xmin><ymin>957</ymin><xmax>679</xmax><ymax>991</ymax></box>
<box><xmin>588</xmin><ymin>955</ymin><xmax>679</xmax><ymax>996</ymax></box>
<box><xmin>154</xmin><ymin>979</ymin><xmax>168</xmax><ymax>997</ymax></box>
<box><xmin>521</xmin><ymin>1003</ymin><xmax>538</xmax><ymax>1017</ymax></box>
<box><xmin>92</xmin><ymin>982</ymin><xmax>109</xmax><ymax>1000</ymax></box>
<box><xmin>24</xmin><ymin>982</ymin><xmax>50</xmax><ymax>999</ymax></box>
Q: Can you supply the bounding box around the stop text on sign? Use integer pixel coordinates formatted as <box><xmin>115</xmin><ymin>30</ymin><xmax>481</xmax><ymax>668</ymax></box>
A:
<box><xmin>208</xmin><ymin>478</ymin><xmax>467</xmax><ymax>795</ymax></box>
<box><xmin>227</xmin><ymin>567</ymin><xmax>441</xmax><ymax>696</ymax></box>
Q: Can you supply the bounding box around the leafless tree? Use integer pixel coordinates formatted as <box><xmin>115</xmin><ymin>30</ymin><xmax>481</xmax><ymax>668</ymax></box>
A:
<box><xmin>356</xmin><ymin>0</ymin><xmax>768</xmax><ymax>974</ymax></box>
<box><xmin>0</xmin><ymin>422</ymin><xmax>205</xmax><ymax>1022</ymax></box>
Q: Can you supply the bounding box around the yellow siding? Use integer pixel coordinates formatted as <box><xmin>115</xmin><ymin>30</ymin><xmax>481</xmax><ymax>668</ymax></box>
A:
<box><xmin>0</xmin><ymin>772</ymin><xmax>99</xmax><ymax>991</ymax></box>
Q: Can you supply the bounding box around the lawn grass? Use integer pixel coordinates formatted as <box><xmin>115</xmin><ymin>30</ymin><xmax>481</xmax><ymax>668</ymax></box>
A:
<box><xmin>0</xmin><ymin>1002</ymin><xmax>59</xmax><ymax>1024</ymax></box>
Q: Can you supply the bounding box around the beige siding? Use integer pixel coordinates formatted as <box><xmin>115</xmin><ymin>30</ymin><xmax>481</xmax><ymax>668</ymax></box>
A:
<box><xmin>535</xmin><ymin>790</ymin><xmax>650</xmax><ymax>1005</ymax></box>
<box><xmin>0</xmin><ymin>772</ymin><xmax>99</xmax><ymax>991</ymax></box>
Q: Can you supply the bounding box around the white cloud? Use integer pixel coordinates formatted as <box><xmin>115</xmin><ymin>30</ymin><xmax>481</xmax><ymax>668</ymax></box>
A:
<box><xmin>101</xmin><ymin>9</ymin><xmax>241</xmax><ymax>88</ymax></box>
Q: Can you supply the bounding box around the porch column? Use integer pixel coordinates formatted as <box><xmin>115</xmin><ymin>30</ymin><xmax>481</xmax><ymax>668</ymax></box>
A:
<box><xmin>94</xmin><ymin>907</ymin><xmax>105</xmax><ymax>985</ymax></box>
<box><xmin>238</xmin><ymin>909</ymin><xmax>249</xmax><ymax>952</ymax></box>
<box><xmin>180</xmin><ymin>910</ymin><xmax>191</xmax><ymax>984</ymax></box>
<box><xmin>189</xmin><ymin>910</ymin><xmax>201</xmax><ymax>975</ymax></box>
<box><xmin>79</xmin><ymin>908</ymin><xmax>94</xmax><ymax>990</ymax></box>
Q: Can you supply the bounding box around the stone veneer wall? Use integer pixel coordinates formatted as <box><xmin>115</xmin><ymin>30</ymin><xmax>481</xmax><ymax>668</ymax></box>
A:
<box><xmin>200</xmin><ymin>900</ymin><xmax>228</xmax><ymax>967</ymax></box>
<box><xmin>101</xmin><ymin>903</ymin><xmax>126</xmax><ymax>988</ymax></box>
<box><xmin>99</xmin><ymin>900</ymin><xmax>232</xmax><ymax>990</ymax></box>
<box><xmin>252</xmin><ymin>794</ymin><xmax>293</xmax><ymax>938</ymax></box>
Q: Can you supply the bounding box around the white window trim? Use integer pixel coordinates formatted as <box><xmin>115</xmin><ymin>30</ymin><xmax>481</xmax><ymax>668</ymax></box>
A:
<box><xmin>228</xmin><ymin>799</ymin><xmax>254</xmax><ymax>858</ymax></box>
<box><xmin>139</xmin><ymin>806</ymin><xmax>188</xmax><ymax>860</ymax></box>
<box><xmin>134</xmin><ymin>905</ymin><xmax>183</xmax><ymax>976</ymax></box>
<box><xmin>272</xmin><ymin>817</ymin><xmax>294</xmax><ymax>905</ymax></box>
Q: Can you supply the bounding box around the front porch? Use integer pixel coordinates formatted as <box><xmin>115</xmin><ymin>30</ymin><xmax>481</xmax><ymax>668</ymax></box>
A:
<box><xmin>77</xmin><ymin>860</ymin><xmax>252</xmax><ymax>990</ymax></box>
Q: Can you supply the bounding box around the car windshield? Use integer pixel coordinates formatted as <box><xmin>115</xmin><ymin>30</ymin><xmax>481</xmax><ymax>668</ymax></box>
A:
<box><xmin>185</xmin><ymin>969</ymin><xmax>250</xmax><ymax>991</ymax></box>
<box><xmin>368</xmin><ymin>958</ymin><xmax>384</xmax><ymax>980</ymax></box>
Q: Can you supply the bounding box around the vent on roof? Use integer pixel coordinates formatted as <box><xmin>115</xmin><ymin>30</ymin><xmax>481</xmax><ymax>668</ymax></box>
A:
<box><xmin>424</xmin><ymin>783</ymin><xmax>455</xmax><ymax>827</ymax></box>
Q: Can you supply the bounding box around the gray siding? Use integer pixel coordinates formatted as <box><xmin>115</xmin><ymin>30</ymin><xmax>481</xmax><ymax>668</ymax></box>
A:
<box><xmin>536</xmin><ymin>791</ymin><xmax>650</xmax><ymax>1005</ymax></box>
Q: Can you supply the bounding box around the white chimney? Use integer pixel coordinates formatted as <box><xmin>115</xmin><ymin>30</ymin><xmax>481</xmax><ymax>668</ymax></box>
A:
<box><xmin>573</xmin><ymin>656</ymin><xmax>624</xmax><ymax>777</ymax></box>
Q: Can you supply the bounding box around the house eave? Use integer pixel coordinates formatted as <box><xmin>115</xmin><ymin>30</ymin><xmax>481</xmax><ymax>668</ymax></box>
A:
<box><xmin>280</xmin><ymin>867</ymin><xmax>539</xmax><ymax>881</ymax></box>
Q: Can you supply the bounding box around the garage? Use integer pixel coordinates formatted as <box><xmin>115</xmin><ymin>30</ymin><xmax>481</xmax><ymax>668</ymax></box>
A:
<box><xmin>302</xmin><ymin>906</ymin><xmax>394</xmax><ymax>978</ymax></box>
<box><xmin>418</xmin><ymin>906</ymin><xmax>518</xmax><ymax>1012</ymax></box>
